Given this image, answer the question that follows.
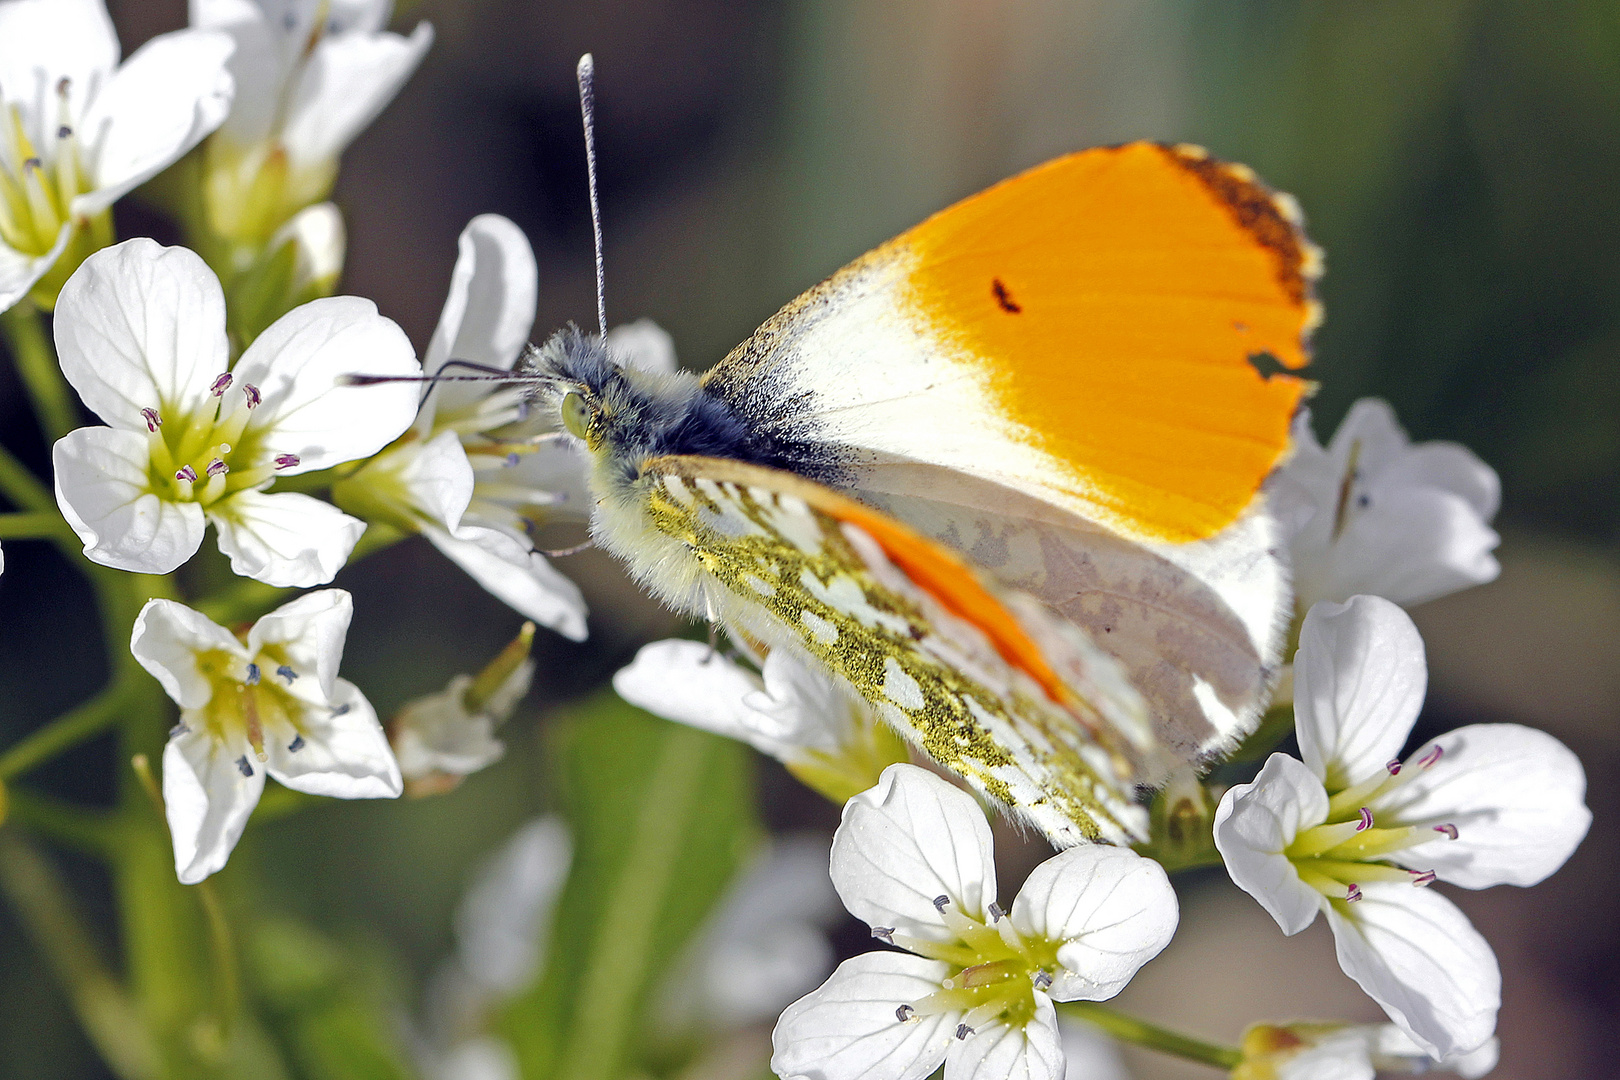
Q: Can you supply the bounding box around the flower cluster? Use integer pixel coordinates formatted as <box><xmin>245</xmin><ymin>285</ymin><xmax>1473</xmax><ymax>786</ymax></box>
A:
<box><xmin>1215</xmin><ymin>594</ymin><xmax>1588</xmax><ymax>1060</ymax></box>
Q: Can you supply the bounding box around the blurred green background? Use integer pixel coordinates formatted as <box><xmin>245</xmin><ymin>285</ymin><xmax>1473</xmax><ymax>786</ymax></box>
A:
<box><xmin>2</xmin><ymin>1</ymin><xmax>1617</xmax><ymax>1077</ymax></box>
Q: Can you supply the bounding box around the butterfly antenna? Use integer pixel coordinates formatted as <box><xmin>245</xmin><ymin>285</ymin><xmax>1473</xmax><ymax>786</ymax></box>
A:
<box><xmin>577</xmin><ymin>53</ymin><xmax>608</xmax><ymax>340</ymax></box>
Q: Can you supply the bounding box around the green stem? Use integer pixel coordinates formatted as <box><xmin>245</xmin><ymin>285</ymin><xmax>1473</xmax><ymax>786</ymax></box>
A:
<box><xmin>0</xmin><ymin>441</ymin><xmax>53</xmax><ymax>512</ymax></box>
<box><xmin>3</xmin><ymin>789</ymin><xmax>116</xmax><ymax>853</ymax></box>
<box><xmin>0</xmin><ymin>509</ymin><xmax>67</xmax><ymax>539</ymax></box>
<box><xmin>1</xmin><ymin>300</ymin><xmax>79</xmax><ymax>444</ymax></box>
<box><xmin>0</xmin><ymin>684</ymin><xmax>130</xmax><ymax>782</ymax></box>
<box><xmin>1061</xmin><ymin>1001</ymin><xmax>1242</xmax><ymax>1071</ymax></box>
<box><xmin>555</xmin><ymin>727</ymin><xmax>713</xmax><ymax>1080</ymax></box>
<box><xmin>194</xmin><ymin>879</ymin><xmax>239</xmax><ymax>1049</ymax></box>
<box><xmin>0</xmin><ymin>830</ymin><xmax>160</xmax><ymax>1080</ymax></box>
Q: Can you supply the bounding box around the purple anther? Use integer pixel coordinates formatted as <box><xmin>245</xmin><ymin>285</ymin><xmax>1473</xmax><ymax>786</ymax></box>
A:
<box><xmin>1356</xmin><ymin>807</ymin><xmax>1374</xmax><ymax>832</ymax></box>
<box><xmin>140</xmin><ymin>407</ymin><xmax>162</xmax><ymax>431</ymax></box>
<box><xmin>1434</xmin><ymin>823</ymin><xmax>1459</xmax><ymax>841</ymax></box>
<box><xmin>932</xmin><ymin>895</ymin><xmax>950</xmax><ymax>913</ymax></box>
<box><xmin>1033</xmin><ymin>970</ymin><xmax>1053</xmax><ymax>990</ymax></box>
<box><xmin>288</xmin><ymin>735</ymin><xmax>306</xmax><ymax>753</ymax></box>
<box><xmin>1344</xmin><ymin>883</ymin><xmax>1362</xmax><ymax>903</ymax></box>
<box><xmin>988</xmin><ymin>901</ymin><xmax>1006</xmax><ymax>923</ymax></box>
<box><xmin>245</xmin><ymin>662</ymin><xmax>261</xmax><ymax>685</ymax></box>
<box><xmin>1418</xmin><ymin>745</ymin><xmax>1444</xmax><ymax>769</ymax></box>
<box><xmin>168</xmin><ymin>722</ymin><xmax>189</xmax><ymax>738</ymax></box>
<box><xmin>242</xmin><ymin>383</ymin><xmax>262</xmax><ymax>408</ymax></box>
<box><xmin>1409</xmin><ymin>870</ymin><xmax>1436</xmax><ymax>887</ymax></box>
<box><xmin>894</xmin><ymin>1004</ymin><xmax>915</xmax><ymax>1022</ymax></box>
<box><xmin>331</xmin><ymin>703</ymin><xmax>350</xmax><ymax>717</ymax></box>
<box><xmin>23</xmin><ymin>156</ymin><xmax>40</xmax><ymax>171</ymax></box>
<box><xmin>57</xmin><ymin>125</ymin><xmax>71</xmax><ymax>139</ymax></box>
<box><xmin>56</xmin><ymin>76</ymin><xmax>71</xmax><ymax>95</ymax></box>
<box><xmin>175</xmin><ymin>464</ymin><xmax>198</xmax><ymax>483</ymax></box>
<box><xmin>235</xmin><ymin>756</ymin><xmax>254</xmax><ymax>778</ymax></box>
<box><xmin>274</xmin><ymin>453</ymin><xmax>300</xmax><ymax>470</ymax></box>
<box><xmin>1386</xmin><ymin>758</ymin><xmax>1402</xmax><ymax>775</ymax></box>
<box><xmin>870</xmin><ymin>926</ymin><xmax>894</xmax><ymax>944</ymax></box>
<box><xmin>955</xmin><ymin>1024</ymin><xmax>974</xmax><ymax>1040</ymax></box>
<box><xmin>209</xmin><ymin>372</ymin><xmax>233</xmax><ymax>396</ymax></box>
<box><xmin>205</xmin><ymin>458</ymin><xmax>228</xmax><ymax>478</ymax></box>
<box><xmin>506</xmin><ymin>452</ymin><xmax>521</xmax><ymax>467</ymax></box>
<box><xmin>276</xmin><ymin>665</ymin><xmax>297</xmax><ymax>684</ymax></box>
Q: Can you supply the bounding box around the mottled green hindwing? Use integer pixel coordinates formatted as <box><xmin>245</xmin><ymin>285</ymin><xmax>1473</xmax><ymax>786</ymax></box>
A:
<box><xmin>640</xmin><ymin>460</ymin><xmax>1152</xmax><ymax>846</ymax></box>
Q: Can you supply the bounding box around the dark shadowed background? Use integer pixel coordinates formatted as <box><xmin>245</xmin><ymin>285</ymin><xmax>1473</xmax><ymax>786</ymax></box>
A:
<box><xmin>2</xmin><ymin>2</ymin><xmax>1617</xmax><ymax>1077</ymax></box>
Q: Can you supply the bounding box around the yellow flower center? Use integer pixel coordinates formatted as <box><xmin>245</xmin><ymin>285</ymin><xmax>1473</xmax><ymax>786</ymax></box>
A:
<box><xmin>191</xmin><ymin>644</ymin><xmax>315</xmax><ymax>765</ymax></box>
<box><xmin>142</xmin><ymin>376</ymin><xmax>290</xmax><ymax>509</ymax></box>
<box><xmin>0</xmin><ymin>87</ymin><xmax>113</xmax><ymax>306</ymax></box>
<box><xmin>890</xmin><ymin>898</ymin><xmax>1060</xmax><ymax>1038</ymax></box>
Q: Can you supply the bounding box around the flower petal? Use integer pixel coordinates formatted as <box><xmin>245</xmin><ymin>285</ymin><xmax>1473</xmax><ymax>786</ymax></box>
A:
<box><xmin>1376</xmin><ymin>724</ymin><xmax>1590</xmax><ymax>889</ymax></box>
<box><xmin>0</xmin><ymin>0</ymin><xmax>118</xmax><ymax>145</ymax></box>
<box><xmin>422</xmin><ymin>524</ymin><xmax>587</xmax><ymax>641</ymax></box>
<box><xmin>830</xmin><ymin>764</ymin><xmax>998</xmax><ymax>941</ymax></box>
<box><xmin>0</xmin><ymin>224</ymin><xmax>75</xmax><ymax>313</ymax></box>
<box><xmin>1371</xmin><ymin>1025</ymin><xmax>1499</xmax><ymax>1079</ymax></box>
<box><xmin>454</xmin><ymin>816</ymin><xmax>572</xmax><ymax>994</ymax></box>
<box><xmin>209</xmin><ymin>489</ymin><xmax>364</xmax><ymax>587</ymax></box>
<box><xmin>945</xmin><ymin>995</ymin><xmax>1063</xmax><ymax>1080</ymax></box>
<box><xmin>400</xmin><ymin>430</ymin><xmax>476</xmax><ymax>527</ymax></box>
<box><xmin>420</xmin><ymin>214</ymin><xmax>537</xmax><ymax>427</ymax></box>
<box><xmin>75</xmin><ymin>28</ymin><xmax>236</xmax><ymax>214</ymax></box>
<box><xmin>130</xmin><ymin>598</ymin><xmax>245</xmax><ymax>709</ymax></box>
<box><xmin>53</xmin><ymin>426</ymin><xmax>206</xmax><ymax>574</ymax></box>
<box><xmin>605</xmin><ymin>319</ymin><xmax>678</xmax><ymax>374</ymax></box>
<box><xmin>55</xmin><ymin>240</ymin><xmax>229</xmax><ymax>426</ymax></box>
<box><xmin>1055</xmin><ymin>1017</ymin><xmax>1129</xmax><ymax>1080</ymax></box>
<box><xmin>1294</xmin><ymin>596</ymin><xmax>1426</xmax><ymax>789</ymax></box>
<box><xmin>162</xmin><ymin>724</ymin><xmax>265</xmax><ymax>884</ymax></box>
<box><xmin>1009</xmin><ymin>846</ymin><xmax>1178</xmax><ymax>1002</ymax></box>
<box><xmin>246</xmin><ymin>588</ymin><xmax>353</xmax><ymax>700</ymax></box>
<box><xmin>264</xmin><ymin>678</ymin><xmax>401</xmax><ymax>798</ymax></box>
<box><xmin>1212</xmin><ymin>752</ymin><xmax>1327</xmax><ymax>936</ymax></box>
<box><xmin>233</xmin><ymin>295</ymin><xmax>419</xmax><ymax>472</ymax></box>
<box><xmin>613</xmin><ymin>638</ymin><xmax>768</xmax><ymax>739</ymax></box>
<box><xmin>1294</xmin><ymin>487</ymin><xmax>1500</xmax><ymax>611</ymax></box>
<box><xmin>392</xmin><ymin>678</ymin><xmax>504</xmax><ymax>780</ymax></box>
<box><xmin>746</xmin><ymin>649</ymin><xmax>869</xmax><ymax>759</ymax></box>
<box><xmin>771</xmin><ymin>951</ymin><xmax>956</xmax><ymax>1080</ymax></box>
<box><xmin>280</xmin><ymin>22</ymin><xmax>433</xmax><ymax>167</ymax></box>
<box><xmin>1324</xmin><ymin>883</ymin><xmax>1499</xmax><ymax>1061</ymax></box>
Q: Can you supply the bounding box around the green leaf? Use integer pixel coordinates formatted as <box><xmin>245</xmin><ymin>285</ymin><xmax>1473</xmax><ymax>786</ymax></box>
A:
<box><xmin>500</xmin><ymin>691</ymin><xmax>757</xmax><ymax>1080</ymax></box>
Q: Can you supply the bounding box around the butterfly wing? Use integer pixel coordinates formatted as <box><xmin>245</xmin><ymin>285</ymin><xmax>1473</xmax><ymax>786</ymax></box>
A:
<box><xmin>849</xmin><ymin>459</ymin><xmax>1286</xmax><ymax>763</ymax></box>
<box><xmin>703</xmin><ymin>141</ymin><xmax>1318</xmax><ymax>547</ymax></box>
<box><xmin>634</xmin><ymin>454</ymin><xmax>1165</xmax><ymax>845</ymax></box>
<box><xmin>698</xmin><ymin>142</ymin><xmax>1314</xmax><ymax>753</ymax></box>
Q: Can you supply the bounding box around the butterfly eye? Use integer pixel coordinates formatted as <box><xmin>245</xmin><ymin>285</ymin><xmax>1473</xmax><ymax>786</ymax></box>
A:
<box><xmin>560</xmin><ymin>391</ymin><xmax>594</xmax><ymax>440</ymax></box>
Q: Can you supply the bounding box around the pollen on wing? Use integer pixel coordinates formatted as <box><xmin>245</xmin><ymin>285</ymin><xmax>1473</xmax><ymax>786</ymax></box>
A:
<box><xmin>643</xmin><ymin>466</ymin><xmax>1144</xmax><ymax>844</ymax></box>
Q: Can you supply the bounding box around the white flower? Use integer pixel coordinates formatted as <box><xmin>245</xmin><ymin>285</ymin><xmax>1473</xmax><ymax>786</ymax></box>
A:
<box><xmin>130</xmin><ymin>590</ymin><xmax>401</xmax><ymax>884</ymax></box>
<box><xmin>51</xmin><ymin>238</ymin><xmax>419</xmax><ymax>586</ymax></box>
<box><xmin>334</xmin><ymin>214</ymin><xmax>593</xmax><ymax>639</ymax></box>
<box><xmin>1233</xmin><ymin>1022</ymin><xmax>1498</xmax><ymax>1080</ymax></box>
<box><xmin>0</xmin><ymin>0</ymin><xmax>235</xmax><ymax>309</ymax></box>
<box><xmin>191</xmin><ymin>0</ymin><xmax>431</xmax><ymax>250</ymax></box>
<box><xmin>613</xmin><ymin>639</ymin><xmax>910</xmax><ymax>804</ymax></box>
<box><xmin>391</xmin><ymin>622</ymin><xmax>535</xmax><ymax>792</ymax></box>
<box><xmin>659</xmin><ymin>834</ymin><xmax>843</xmax><ymax>1031</ymax></box>
<box><xmin>771</xmin><ymin>764</ymin><xmax>1179</xmax><ymax>1080</ymax></box>
<box><xmin>1213</xmin><ymin>595</ymin><xmax>1589</xmax><ymax>1060</ymax></box>
<box><xmin>1273</xmin><ymin>400</ymin><xmax>1501</xmax><ymax>611</ymax></box>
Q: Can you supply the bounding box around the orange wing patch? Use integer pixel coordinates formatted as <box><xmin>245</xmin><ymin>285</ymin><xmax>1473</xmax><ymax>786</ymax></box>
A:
<box><xmin>894</xmin><ymin>141</ymin><xmax>1319</xmax><ymax>543</ymax></box>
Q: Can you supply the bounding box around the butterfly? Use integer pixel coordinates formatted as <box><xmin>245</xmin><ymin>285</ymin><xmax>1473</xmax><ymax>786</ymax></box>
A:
<box><xmin>431</xmin><ymin>141</ymin><xmax>1319</xmax><ymax>845</ymax></box>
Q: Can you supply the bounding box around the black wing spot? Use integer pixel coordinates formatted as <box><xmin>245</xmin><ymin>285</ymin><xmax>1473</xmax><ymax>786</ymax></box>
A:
<box><xmin>1247</xmin><ymin>351</ymin><xmax>1300</xmax><ymax>381</ymax></box>
<box><xmin>991</xmin><ymin>278</ymin><xmax>1022</xmax><ymax>314</ymax></box>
